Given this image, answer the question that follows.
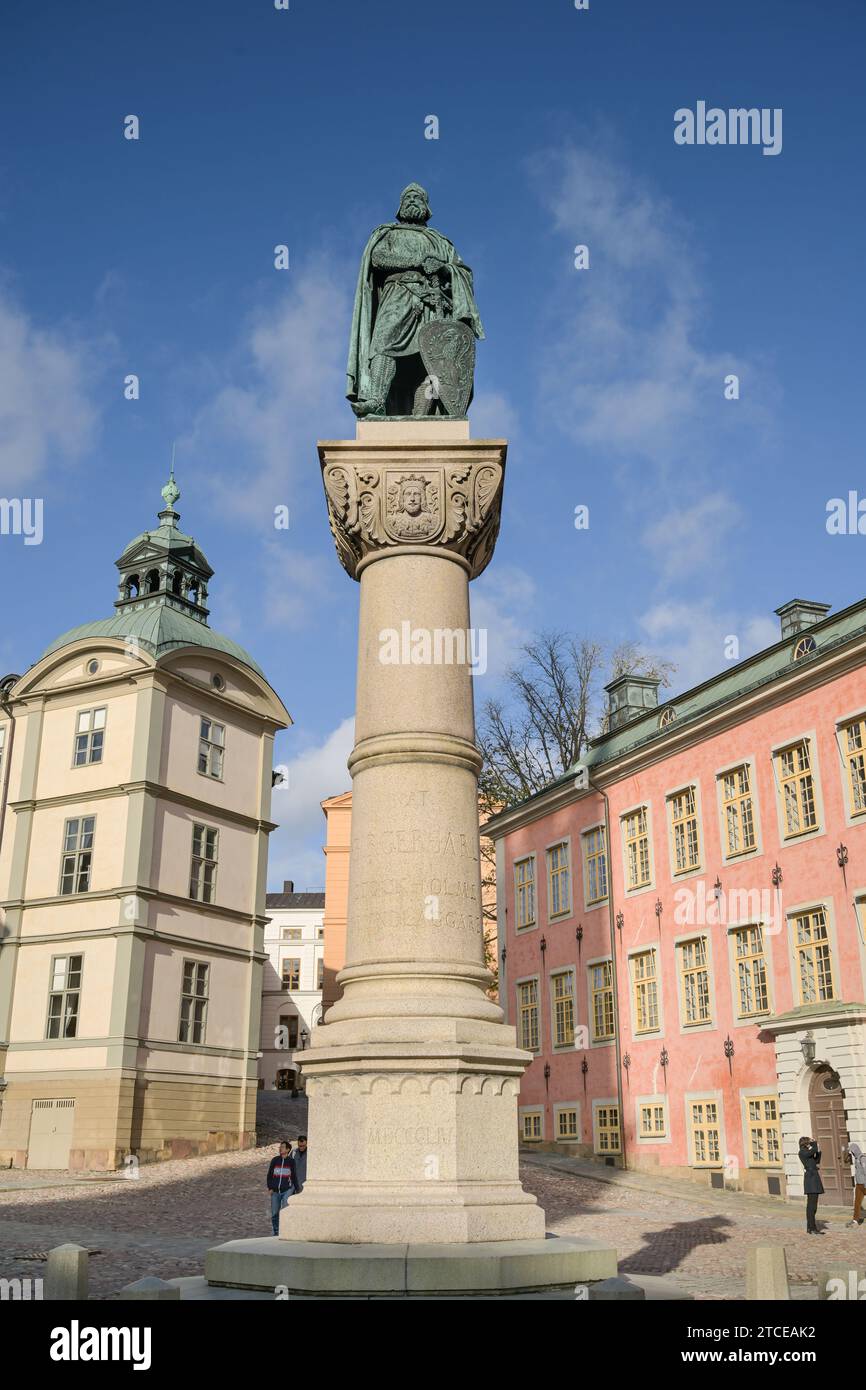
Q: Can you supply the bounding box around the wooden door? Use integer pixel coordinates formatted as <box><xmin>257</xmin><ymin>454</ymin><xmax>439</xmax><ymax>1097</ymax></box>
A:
<box><xmin>27</xmin><ymin>1098</ymin><xmax>75</xmax><ymax>1169</ymax></box>
<box><xmin>809</xmin><ymin>1068</ymin><xmax>851</xmax><ymax>1198</ymax></box>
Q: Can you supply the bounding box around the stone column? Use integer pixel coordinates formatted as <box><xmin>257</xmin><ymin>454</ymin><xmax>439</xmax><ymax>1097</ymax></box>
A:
<box><xmin>288</xmin><ymin>420</ymin><xmax>544</xmax><ymax>1245</ymax></box>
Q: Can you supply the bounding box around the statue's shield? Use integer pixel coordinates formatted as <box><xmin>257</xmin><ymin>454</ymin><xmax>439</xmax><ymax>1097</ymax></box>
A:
<box><xmin>418</xmin><ymin>321</ymin><xmax>475</xmax><ymax>417</ymax></box>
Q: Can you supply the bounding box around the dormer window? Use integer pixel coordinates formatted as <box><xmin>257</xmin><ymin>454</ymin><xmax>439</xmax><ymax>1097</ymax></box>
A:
<box><xmin>793</xmin><ymin>635</ymin><xmax>817</xmax><ymax>660</ymax></box>
<box><xmin>659</xmin><ymin>707</ymin><xmax>677</xmax><ymax>729</ymax></box>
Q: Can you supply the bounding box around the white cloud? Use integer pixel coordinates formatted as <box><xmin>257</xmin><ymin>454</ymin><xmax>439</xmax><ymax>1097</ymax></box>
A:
<box><xmin>642</xmin><ymin>492</ymin><xmax>742</xmax><ymax>583</ymax></box>
<box><xmin>0</xmin><ymin>292</ymin><xmax>99</xmax><ymax>490</ymax></box>
<box><xmin>184</xmin><ymin>260</ymin><xmax>351</xmax><ymax>526</ymax></box>
<box><xmin>259</xmin><ymin>540</ymin><xmax>334</xmax><ymax>630</ymax></box>
<box><xmin>638</xmin><ymin>599</ymin><xmax>779</xmax><ymax>693</ymax></box>
<box><xmin>470</xmin><ymin>564</ymin><xmax>538</xmax><ymax>682</ymax></box>
<box><xmin>529</xmin><ymin>143</ymin><xmax>775</xmax><ymax>477</ymax></box>
<box><xmin>268</xmin><ymin>715</ymin><xmax>355</xmax><ymax>891</ymax></box>
<box><xmin>470</xmin><ymin>390</ymin><xmax>519</xmax><ymax>440</ymax></box>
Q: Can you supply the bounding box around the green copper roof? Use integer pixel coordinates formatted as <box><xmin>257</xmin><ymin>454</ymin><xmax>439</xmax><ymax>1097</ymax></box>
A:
<box><xmin>39</xmin><ymin>467</ymin><xmax>263</xmax><ymax>678</ymax></box>
<box><xmin>40</xmin><ymin>604</ymin><xmax>264</xmax><ymax>677</ymax></box>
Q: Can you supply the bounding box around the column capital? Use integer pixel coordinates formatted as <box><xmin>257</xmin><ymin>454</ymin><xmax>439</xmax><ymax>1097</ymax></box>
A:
<box><xmin>319</xmin><ymin>423</ymin><xmax>506</xmax><ymax>581</ymax></box>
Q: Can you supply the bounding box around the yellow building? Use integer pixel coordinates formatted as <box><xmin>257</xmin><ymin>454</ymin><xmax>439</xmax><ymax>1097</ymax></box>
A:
<box><xmin>0</xmin><ymin>473</ymin><xmax>289</xmax><ymax>1170</ymax></box>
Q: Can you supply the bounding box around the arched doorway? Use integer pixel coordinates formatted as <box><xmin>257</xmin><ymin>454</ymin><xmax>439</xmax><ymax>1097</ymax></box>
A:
<box><xmin>808</xmin><ymin>1066</ymin><xmax>852</xmax><ymax>1199</ymax></box>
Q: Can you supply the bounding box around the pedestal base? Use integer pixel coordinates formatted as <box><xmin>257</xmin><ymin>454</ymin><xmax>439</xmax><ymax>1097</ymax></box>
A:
<box><xmin>205</xmin><ymin>1235</ymin><xmax>618</xmax><ymax>1298</ymax></box>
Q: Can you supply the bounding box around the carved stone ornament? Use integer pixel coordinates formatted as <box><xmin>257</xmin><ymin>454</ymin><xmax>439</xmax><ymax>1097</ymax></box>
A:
<box><xmin>320</xmin><ymin>444</ymin><xmax>505</xmax><ymax>581</ymax></box>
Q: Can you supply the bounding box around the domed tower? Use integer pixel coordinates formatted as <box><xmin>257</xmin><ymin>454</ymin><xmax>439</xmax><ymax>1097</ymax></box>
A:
<box><xmin>0</xmin><ymin>474</ymin><xmax>290</xmax><ymax>1172</ymax></box>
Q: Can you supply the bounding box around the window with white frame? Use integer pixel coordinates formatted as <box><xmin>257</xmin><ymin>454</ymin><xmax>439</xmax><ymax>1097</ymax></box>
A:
<box><xmin>520</xmin><ymin>1111</ymin><xmax>543</xmax><ymax>1141</ymax></box>
<box><xmin>179</xmin><ymin>960</ymin><xmax>209</xmax><ymax>1043</ymax></box>
<box><xmin>590</xmin><ymin>960</ymin><xmax>615</xmax><ymax>1041</ymax></box>
<box><xmin>189</xmin><ymin>823</ymin><xmax>218</xmax><ymax>903</ymax></box>
<box><xmin>46</xmin><ymin>955</ymin><xmax>83</xmax><ymax>1039</ymax></box>
<box><xmin>776</xmin><ymin>739</ymin><xmax>818</xmax><ymax>837</ymax></box>
<box><xmin>622</xmin><ymin>807</ymin><xmax>651</xmax><ymax>889</ymax></box>
<box><xmin>669</xmin><ymin>786</ymin><xmax>701</xmax><ymax>874</ymax></box>
<box><xmin>719</xmin><ymin>764</ymin><xmax>757</xmax><ymax>857</ymax></box>
<box><xmin>60</xmin><ymin>816</ymin><xmax>95</xmax><ymax>895</ymax></box>
<box><xmin>631</xmin><ymin>948</ymin><xmax>659</xmax><ymax>1033</ymax></box>
<box><xmin>197</xmin><ymin>717</ymin><xmax>225</xmax><ymax>779</ymax></box>
<box><xmin>73</xmin><ymin>708</ymin><xmax>106</xmax><ymax>766</ymax></box>
<box><xmin>583</xmin><ymin>824</ymin><xmax>608</xmax><ymax>904</ymax></box>
<box><xmin>517</xmin><ymin>979</ymin><xmax>539</xmax><ymax>1050</ymax></box>
<box><xmin>732</xmin><ymin>925</ymin><xmax>769</xmax><ymax>1017</ymax></box>
<box><xmin>678</xmin><ymin>936</ymin><xmax>712</xmax><ymax>1026</ymax></box>
<box><xmin>689</xmin><ymin>1099</ymin><xmax>721</xmax><ymax>1164</ymax></box>
<box><xmin>595</xmin><ymin>1104</ymin><xmax>621</xmax><ymax>1154</ymax></box>
<box><xmin>547</xmin><ymin>842</ymin><xmax>571</xmax><ymax>917</ymax></box>
<box><xmin>746</xmin><ymin>1096</ymin><xmax>782</xmax><ymax>1165</ymax></box>
<box><xmin>639</xmin><ymin>1102</ymin><xmax>667</xmax><ymax>1138</ymax></box>
<box><xmin>551</xmin><ymin>969</ymin><xmax>575</xmax><ymax>1047</ymax></box>
<box><xmin>556</xmin><ymin>1107</ymin><xmax>579</xmax><ymax>1140</ymax></box>
<box><xmin>282</xmin><ymin>958</ymin><xmax>301</xmax><ymax>990</ymax></box>
<box><xmin>841</xmin><ymin>716</ymin><xmax>866</xmax><ymax>818</ymax></box>
<box><xmin>793</xmin><ymin>907</ymin><xmax>835</xmax><ymax>1003</ymax></box>
<box><xmin>515</xmin><ymin>856</ymin><xmax>536</xmax><ymax>928</ymax></box>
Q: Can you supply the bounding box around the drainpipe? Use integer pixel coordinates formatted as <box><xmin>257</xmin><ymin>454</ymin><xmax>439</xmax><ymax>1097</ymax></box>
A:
<box><xmin>0</xmin><ymin>675</ymin><xmax>20</xmax><ymax>853</ymax></box>
<box><xmin>586</xmin><ymin>770</ymin><xmax>628</xmax><ymax>1173</ymax></box>
<box><xmin>0</xmin><ymin>674</ymin><xmax>21</xmax><ymax>1103</ymax></box>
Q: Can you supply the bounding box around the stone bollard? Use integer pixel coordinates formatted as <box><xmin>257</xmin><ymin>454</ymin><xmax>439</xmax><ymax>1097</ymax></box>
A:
<box><xmin>588</xmin><ymin>1275</ymin><xmax>646</xmax><ymax>1301</ymax></box>
<box><xmin>818</xmin><ymin>1266</ymin><xmax>866</xmax><ymax>1300</ymax></box>
<box><xmin>45</xmin><ymin>1243</ymin><xmax>89</xmax><ymax>1301</ymax></box>
<box><xmin>118</xmin><ymin>1276</ymin><xmax>181</xmax><ymax>1301</ymax></box>
<box><xmin>746</xmin><ymin>1245</ymin><xmax>790</xmax><ymax>1300</ymax></box>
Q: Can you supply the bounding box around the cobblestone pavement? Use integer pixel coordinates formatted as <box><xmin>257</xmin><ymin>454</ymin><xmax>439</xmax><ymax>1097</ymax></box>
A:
<box><xmin>1</xmin><ymin>1099</ymin><xmax>863</xmax><ymax>1299</ymax></box>
<box><xmin>521</xmin><ymin>1154</ymin><xmax>865</xmax><ymax>1299</ymax></box>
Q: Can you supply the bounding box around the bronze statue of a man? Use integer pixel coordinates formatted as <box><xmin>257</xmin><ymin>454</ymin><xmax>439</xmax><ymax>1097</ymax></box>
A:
<box><xmin>346</xmin><ymin>183</ymin><xmax>485</xmax><ymax>419</ymax></box>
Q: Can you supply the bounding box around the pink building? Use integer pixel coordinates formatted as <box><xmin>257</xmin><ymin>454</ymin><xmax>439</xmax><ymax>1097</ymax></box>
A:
<box><xmin>484</xmin><ymin>599</ymin><xmax>866</xmax><ymax>1201</ymax></box>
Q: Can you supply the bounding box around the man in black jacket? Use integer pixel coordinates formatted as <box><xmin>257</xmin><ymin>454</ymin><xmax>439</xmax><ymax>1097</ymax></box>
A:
<box><xmin>799</xmin><ymin>1135</ymin><xmax>825</xmax><ymax>1234</ymax></box>
<box><xmin>267</xmin><ymin>1140</ymin><xmax>297</xmax><ymax>1235</ymax></box>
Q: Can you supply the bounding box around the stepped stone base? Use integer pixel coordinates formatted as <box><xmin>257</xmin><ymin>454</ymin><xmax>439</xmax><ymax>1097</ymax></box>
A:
<box><xmin>205</xmin><ymin>1235</ymin><xmax>617</xmax><ymax>1298</ymax></box>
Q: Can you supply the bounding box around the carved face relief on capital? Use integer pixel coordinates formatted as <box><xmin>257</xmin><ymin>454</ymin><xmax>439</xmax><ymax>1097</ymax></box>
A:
<box><xmin>384</xmin><ymin>471</ymin><xmax>442</xmax><ymax>541</ymax></box>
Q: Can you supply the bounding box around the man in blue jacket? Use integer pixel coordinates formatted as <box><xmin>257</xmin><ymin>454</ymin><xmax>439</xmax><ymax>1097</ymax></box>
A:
<box><xmin>267</xmin><ymin>1141</ymin><xmax>297</xmax><ymax>1235</ymax></box>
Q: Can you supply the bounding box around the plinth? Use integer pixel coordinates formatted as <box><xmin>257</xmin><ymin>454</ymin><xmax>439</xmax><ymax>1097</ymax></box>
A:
<box><xmin>284</xmin><ymin>419</ymin><xmax>544</xmax><ymax>1245</ymax></box>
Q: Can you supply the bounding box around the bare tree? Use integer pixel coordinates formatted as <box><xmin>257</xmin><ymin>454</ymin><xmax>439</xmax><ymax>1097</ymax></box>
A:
<box><xmin>476</xmin><ymin>631</ymin><xmax>674</xmax><ymax>990</ymax></box>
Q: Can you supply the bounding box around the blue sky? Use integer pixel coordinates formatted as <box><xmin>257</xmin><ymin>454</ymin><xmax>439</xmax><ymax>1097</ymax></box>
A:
<box><xmin>1</xmin><ymin>0</ymin><xmax>864</xmax><ymax>887</ymax></box>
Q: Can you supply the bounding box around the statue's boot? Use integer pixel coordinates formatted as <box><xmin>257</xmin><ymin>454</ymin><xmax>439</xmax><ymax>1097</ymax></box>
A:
<box><xmin>358</xmin><ymin>354</ymin><xmax>397</xmax><ymax>417</ymax></box>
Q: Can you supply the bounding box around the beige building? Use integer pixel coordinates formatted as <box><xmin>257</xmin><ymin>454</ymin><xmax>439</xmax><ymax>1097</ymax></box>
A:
<box><xmin>0</xmin><ymin>473</ymin><xmax>289</xmax><ymax>1170</ymax></box>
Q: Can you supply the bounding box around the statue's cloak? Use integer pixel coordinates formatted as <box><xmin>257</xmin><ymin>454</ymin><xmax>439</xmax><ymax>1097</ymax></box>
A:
<box><xmin>346</xmin><ymin>223</ymin><xmax>485</xmax><ymax>406</ymax></box>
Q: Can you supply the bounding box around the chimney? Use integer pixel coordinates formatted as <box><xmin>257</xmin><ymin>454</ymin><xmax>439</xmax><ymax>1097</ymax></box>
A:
<box><xmin>283</xmin><ymin>879</ymin><xmax>294</xmax><ymax>894</ymax></box>
<box><xmin>775</xmin><ymin>600</ymin><xmax>831</xmax><ymax>641</ymax></box>
<box><xmin>604</xmin><ymin>673</ymin><xmax>660</xmax><ymax>732</ymax></box>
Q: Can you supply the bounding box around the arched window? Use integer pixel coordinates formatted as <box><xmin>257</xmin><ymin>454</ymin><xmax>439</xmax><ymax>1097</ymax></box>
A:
<box><xmin>793</xmin><ymin>635</ymin><xmax>817</xmax><ymax>660</ymax></box>
<box><xmin>171</xmin><ymin>570</ymin><xmax>184</xmax><ymax>595</ymax></box>
<box><xmin>125</xmin><ymin>574</ymin><xmax>140</xmax><ymax>600</ymax></box>
<box><xmin>187</xmin><ymin>580</ymin><xmax>199</xmax><ymax>604</ymax></box>
<box><xmin>145</xmin><ymin>569</ymin><xmax>161</xmax><ymax>595</ymax></box>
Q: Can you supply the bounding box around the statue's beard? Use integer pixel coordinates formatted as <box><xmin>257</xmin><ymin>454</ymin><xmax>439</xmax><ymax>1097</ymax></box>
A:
<box><xmin>399</xmin><ymin>200</ymin><xmax>429</xmax><ymax>224</ymax></box>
